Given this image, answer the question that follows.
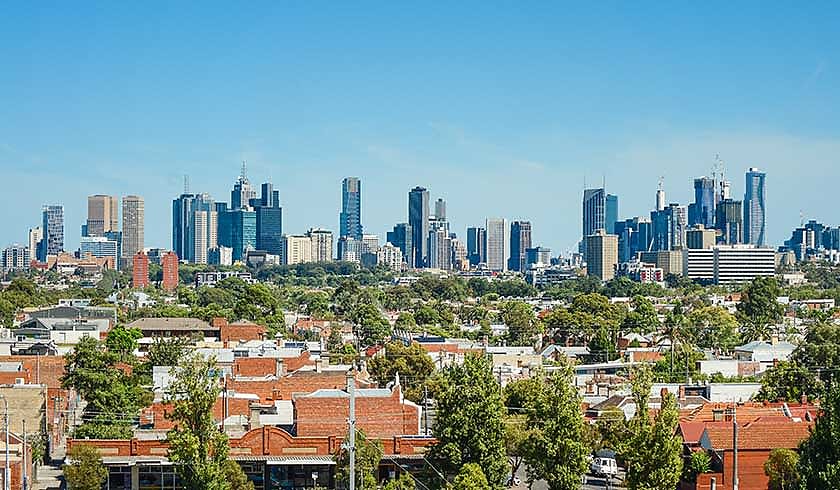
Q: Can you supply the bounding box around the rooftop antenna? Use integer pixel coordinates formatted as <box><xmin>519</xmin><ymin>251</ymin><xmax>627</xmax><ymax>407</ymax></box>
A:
<box><xmin>183</xmin><ymin>175</ymin><xmax>190</xmax><ymax>194</ymax></box>
<box><xmin>800</xmin><ymin>210</ymin><xmax>805</xmax><ymax>227</ymax></box>
<box><xmin>240</xmin><ymin>160</ymin><xmax>247</xmax><ymax>180</ymax></box>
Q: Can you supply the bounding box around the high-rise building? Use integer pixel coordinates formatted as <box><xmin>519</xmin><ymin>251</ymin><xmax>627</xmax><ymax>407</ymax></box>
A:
<box><xmin>688</xmin><ymin>177</ymin><xmax>716</xmax><ymax>228</ymax></box>
<box><xmin>428</xmin><ymin>229</ymin><xmax>452</xmax><ymax>270</ymax></box>
<box><xmin>715</xmin><ymin>199</ymin><xmax>743</xmax><ymax>245</ymax></box>
<box><xmin>80</xmin><ymin>236</ymin><xmax>119</xmax><ymax>269</ymax></box>
<box><xmin>255</xmin><ymin>183</ymin><xmax>283</xmax><ymax>255</ymax></box>
<box><xmin>191</xmin><ymin>210</ymin><xmax>212</xmax><ymax>264</ymax></box>
<box><xmin>451</xmin><ymin>238</ymin><xmax>467</xmax><ymax>270</ymax></box>
<box><xmin>40</xmin><ymin>205</ymin><xmax>64</xmax><ymax>260</ymax></box>
<box><xmin>337</xmin><ymin>236</ymin><xmax>362</xmax><ymax>263</ymax></box>
<box><xmin>86</xmin><ymin>195</ymin><xmax>119</xmax><ymax>237</ymax></box>
<box><xmin>282</xmin><ymin>235</ymin><xmax>313</xmax><ymax>265</ymax></box>
<box><xmin>161</xmin><ymin>251</ymin><xmax>179</xmax><ymax>292</ymax></box>
<box><xmin>1</xmin><ymin>245</ymin><xmax>29</xmax><ymax>274</ymax></box>
<box><xmin>466</xmin><ymin>227</ymin><xmax>486</xmax><ymax>266</ymax></box>
<box><xmin>525</xmin><ymin>247</ymin><xmax>552</xmax><ymax>268</ymax></box>
<box><xmin>713</xmin><ymin>245</ymin><xmax>775</xmax><ymax>285</ymax></box>
<box><xmin>221</xmin><ymin>209</ymin><xmax>256</xmax><ymax>262</ymax></box>
<box><xmin>686</xmin><ymin>225</ymin><xmax>717</xmax><ymax>250</ymax></box>
<box><xmin>585</xmin><ymin>229</ymin><xmax>618</xmax><ymax>281</ymax></box>
<box><xmin>605</xmin><ymin>194</ymin><xmax>619</xmax><ymax>234</ymax></box>
<box><xmin>485</xmin><ymin>218</ymin><xmax>509</xmax><ymax>272</ymax></box>
<box><xmin>509</xmin><ymin>221</ymin><xmax>532</xmax><ymax>272</ymax></box>
<box><xmin>386</xmin><ymin>223</ymin><xmax>412</xmax><ymax>268</ymax></box>
<box><xmin>132</xmin><ymin>252</ymin><xmax>150</xmax><ymax>289</ymax></box>
<box><xmin>340</xmin><ymin>177</ymin><xmax>363</xmax><ymax>240</ymax></box>
<box><xmin>651</xmin><ymin>204</ymin><xmax>687</xmax><ymax>251</ymax></box>
<box><xmin>744</xmin><ymin>168</ymin><xmax>766</xmax><ymax>246</ymax></box>
<box><xmin>377</xmin><ymin>243</ymin><xmax>404</xmax><ymax>272</ymax></box>
<box><xmin>582</xmin><ymin>188</ymin><xmax>606</xmax><ymax>241</ymax></box>
<box><xmin>307</xmin><ymin>228</ymin><xmax>334</xmax><ymax>262</ymax></box>
<box><xmin>655</xmin><ymin>181</ymin><xmax>666</xmax><ymax>212</ymax></box>
<box><xmin>172</xmin><ymin>193</ymin><xmax>196</xmax><ymax>262</ymax></box>
<box><xmin>408</xmin><ymin>187</ymin><xmax>430</xmax><ymax>268</ymax></box>
<box><xmin>615</xmin><ymin>217</ymin><xmax>653</xmax><ymax>263</ymax></box>
<box><xmin>434</xmin><ymin>198</ymin><xmax>446</xmax><ymax>220</ymax></box>
<box><xmin>231</xmin><ymin>162</ymin><xmax>256</xmax><ymax>211</ymax></box>
<box><xmin>28</xmin><ymin>227</ymin><xmax>42</xmax><ymax>264</ymax></box>
<box><xmin>121</xmin><ymin>195</ymin><xmax>144</xmax><ymax>268</ymax></box>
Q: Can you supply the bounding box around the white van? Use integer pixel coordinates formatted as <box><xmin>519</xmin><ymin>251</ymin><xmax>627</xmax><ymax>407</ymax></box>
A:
<box><xmin>590</xmin><ymin>457</ymin><xmax>618</xmax><ymax>477</ymax></box>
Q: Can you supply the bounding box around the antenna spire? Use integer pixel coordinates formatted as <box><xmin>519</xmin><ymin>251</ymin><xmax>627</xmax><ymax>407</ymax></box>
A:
<box><xmin>183</xmin><ymin>175</ymin><xmax>190</xmax><ymax>194</ymax></box>
<box><xmin>240</xmin><ymin>160</ymin><xmax>247</xmax><ymax>180</ymax></box>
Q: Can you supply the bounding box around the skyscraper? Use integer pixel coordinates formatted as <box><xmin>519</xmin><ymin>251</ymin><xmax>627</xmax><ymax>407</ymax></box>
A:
<box><xmin>655</xmin><ymin>180</ymin><xmax>666</xmax><ymax>212</ymax></box>
<box><xmin>716</xmin><ymin>199</ymin><xmax>743</xmax><ymax>245</ymax></box>
<box><xmin>485</xmin><ymin>218</ymin><xmax>509</xmax><ymax>272</ymax></box>
<box><xmin>340</xmin><ymin>177</ymin><xmax>363</xmax><ymax>240</ymax></box>
<box><xmin>386</xmin><ymin>223</ymin><xmax>413</xmax><ymax>268</ymax></box>
<box><xmin>255</xmin><ymin>183</ymin><xmax>283</xmax><ymax>255</ymax></box>
<box><xmin>651</xmin><ymin>204</ymin><xmax>687</xmax><ymax>251</ymax></box>
<box><xmin>434</xmin><ymin>198</ymin><xmax>446</xmax><ymax>220</ymax></box>
<box><xmin>231</xmin><ymin>162</ymin><xmax>256</xmax><ymax>211</ymax></box>
<box><xmin>408</xmin><ymin>187</ymin><xmax>429</xmax><ymax>268</ymax></box>
<box><xmin>40</xmin><ymin>205</ymin><xmax>64</xmax><ymax>260</ymax></box>
<box><xmin>466</xmin><ymin>227</ymin><xmax>486</xmax><ymax>266</ymax></box>
<box><xmin>605</xmin><ymin>194</ymin><xmax>619</xmax><ymax>234</ymax></box>
<box><xmin>86</xmin><ymin>195</ymin><xmax>119</xmax><ymax>237</ymax></box>
<box><xmin>688</xmin><ymin>177</ymin><xmax>716</xmax><ymax>228</ymax></box>
<box><xmin>132</xmin><ymin>251</ymin><xmax>150</xmax><ymax>289</ymax></box>
<box><xmin>585</xmin><ymin>229</ymin><xmax>618</xmax><ymax>281</ymax></box>
<box><xmin>428</xmin><ymin>229</ymin><xmax>452</xmax><ymax>270</ymax></box>
<box><xmin>744</xmin><ymin>168</ymin><xmax>766</xmax><ymax>246</ymax></box>
<box><xmin>161</xmin><ymin>251</ymin><xmax>179</xmax><ymax>292</ymax></box>
<box><xmin>122</xmin><ymin>195</ymin><xmax>144</xmax><ymax>268</ymax></box>
<box><xmin>223</xmin><ymin>209</ymin><xmax>256</xmax><ymax>261</ymax></box>
<box><xmin>172</xmin><ymin>193</ymin><xmax>196</xmax><ymax>262</ymax></box>
<box><xmin>582</xmin><ymin>188</ymin><xmax>606</xmax><ymax>241</ymax></box>
<box><xmin>307</xmin><ymin>228</ymin><xmax>334</xmax><ymax>263</ymax></box>
<box><xmin>28</xmin><ymin>227</ymin><xmax>42</xmax><ymax>264</ymax></box>
<box><xmin>509</xmin><ymin>221</ymin><xmax>532</xmax><ymax>272</ymax></box>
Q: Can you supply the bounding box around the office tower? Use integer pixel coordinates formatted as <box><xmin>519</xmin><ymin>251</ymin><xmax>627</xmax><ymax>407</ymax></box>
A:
<box><xmin>744</xmin><ymin>167</ymin><xmax>766</xmax><ymax>246</ymax></box>
<box><xmin>466</xmin><ymin>227</ymin><xmax>486</xmax><ymax>266</ymax></box>
<box><xmin>668</xmin><ymin>204</ymin><xmax>688</xmax><ymax>250</ymax></box>
<box><xmin>40</xmin><ymin>205</ymin><xmax>64</xmax><ymax>260</ymax></box>
<box><xmin>104</xmin><ymin>231</ymin><xmax>123</xmax><ymax>268</ymax></box>
<box><xmin>255</xmin><ymin>183</ymin><xmax>283</xmax><ymax>255</ymax></box>
<box><xmin>132</xmin><ymin>252</ymin><xmax>150</xmax><ymax>289</ymax></box>
<box><xmin>86</xmin><ymin>195</ymin><xmax>119</xmax><ymax>237</ymax></box>
<box><xmin>715</xmin><ymin>199</ymin><xmax>743</xmax><ymax>245</ymax></box>
<box><xmin>81</xmin><ymin>236</ymin><xmax>119</xmax><ymax>269</ymax></box>
<box><xmin>509</xmin><ymin>221</ymin><xmax>532</xmax><ymax>272</ymax></box>
<box><xmin>582</xmin><ymin>188</ymin><xmax>606</xmax><ymax>241</ymax></box>
<box><xmin>651</xmin><ymin>204</ymin><xmax>687</xmax><ymax>251</ymax></box>
<box><xmin>585</xmin><ymin>229</ymin><xmax>618</xmax><ymax>281</ymax></box>
<box><xmin>655</xmin><ymin>180</ymin><xmax>666</xmax><ymax>212</ymax></box>
<box><xmin>386</xmin><ymin>223</ymin><xmax>413</xmax><ymax>268</ymax></box>
<box><xmin>340</xmin><ymin>177</ymin><xmax>362</xmax><ymax>240</ymax></box>
<box><xmin>786</xmin><ymin>227</ymin><xmax>814</xmax><ymax>261</ymax></box>
<box><xmin>172</xmin><ymin>193</ymin><xmax>196</xmax><ymax>262</ymax></box>
<box><xmin>282</xmin><ymin>235</ymin><xmax>313</xmax><ymax>265</ymax></box>
<box><xmin>28</xmin><ymin>227</ymin><xmax>42</xmax><ymax>263</ymax></box>
<box><xmin>222</xmin><ymin>209</ymin><xmax>256</xmax><ymax>262</ymax></box>
<box><xmin>686</xmin><ymin>225</ymin><xmax>717</xmax><ymax>250</ymax></box>
<box><xmin>525</xmin><ymin>247</ymin><xmax>552</xmax><ymax>268</ymax></box>
<box><xmin>713</xmin><ymin>245</ymin><xmax>775</xmax><ymax>285</ymax></box>
<box><xmin>485</xmin><ymin>218</ymin><xmax>509</xmax><ymax>272</ymax></box>
<box><xmin>451</xmin><ymin>238</ymin><xmax>467</xmax><ymax>270</ymax></box>
<box><xmin>823</xmin><ymin>227</ymin><xmax>840</xmax><ymax>251</ymax></box>
<box><xmin>231</xmin><ymin>163</ymin><xmax>256</xmax><ymax>210</ymax></box>
<box><xmin>337</xmin><ymin>236</ymin><xmax>362</xmax><ymax>263</ymax></box>
<box><xmin>688</xmin><ymin>177</ymin><xmax>716</xmax><ymax>228</ymax></box>
<box><xmin>361</xmin><ymin>234</ymin><xmax>379</xmax><ymax>254</ymax></box>
<box><xmin>615</xmin><ymin>217</ymin><xmax>653</xmax><ymax>263</ymax></box>
<box><xmin>605</xmin><ymin>194</ymin><xmax>619</xmax><ymax>234</ymax></box>
<box><xmin>208</xmin><ymin>246</ymin><xmax>233</xmax><ymax>266</ymax></box>
<box><xmin>720</xmin><ymin>179</ymin><xmax>732</xmax><ymax>201</ymax></box>
<box><xmin>385</xmin><ymin>224</ymin><xmax>411</xmax><ymax>266</ymax></box>
<box><xmin>428</xmin><ymin>229</ymin><xmax>452</xmax><ymax>270</ymax></box>
<box><xmin>121</xmin><ymin>196</ymin><xmax>144</xmax><ymax>268</ymax></box>
<box><xmin>308</xmin><ymin>228</ymin><xmax>334</xmax><ymax>262</ymax></box>
<box><xmin>1</xmin><ymin>245</ymin><xmax>29</xmax><ymax>274</ymax></box>
<box><xmin>434</xmin><ymin>198</ymin><xmax>446</xmax><ymax>220</ymax></box>
<box><xmin>161</xmin><ymin>251</ymin><xmax>179</xmax><ymax>292</ymax></box>
<box><xmin>377</xmin><ymin>243</ymin><xmax>403</xmax><ymax>272</ymax></box>
<box><xmin>191</xmin><ymin>211</ymin><xmax>211</xmax><ymax>264</ymax></box>
<box><xmin>408</xmin><ymin>187</ymin><xmax>430</xmax><ymax>268</ymax></box>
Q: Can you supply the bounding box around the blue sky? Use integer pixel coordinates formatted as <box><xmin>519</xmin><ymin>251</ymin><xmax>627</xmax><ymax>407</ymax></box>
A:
<box><xmin>2</xmin><ymin>2</ymin><xmax>839</xmax><ymax>253</ymax></box>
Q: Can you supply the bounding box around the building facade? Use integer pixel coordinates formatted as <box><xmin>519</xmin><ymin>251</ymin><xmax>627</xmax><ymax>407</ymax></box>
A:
<box><xmin>132</xmin><ymin>252</ymin><xmax>150</xmax><ymax>289</ymax></box>
<box><xmin>716</xmin><ymin>199</ymin><xmax>743</xmax><ymax>245</ymax></box>
<box><xmin>605</xmin><ymin>194</ymin><xmax>618</xmax><ymax>234</ymax></box>
<box><xmin>508</xmin><ymin>221</ymin><xmax>532</xmax><ymax>272</ymax></box>
<box><xmin>585</xmin><ymin>229</ymin><xmax>618</xmax><ymax>281</ymax></box>
<box><xmin>86</xmin><ymin>194</ymin><xmax>119</xmax><ymax>237</ymax></box>
<box><xmin>466</xmin><ymin>227</ymin><xmax>486</xmax><ymax>266</ymax></box>
<box><xmin>255</xmin><ymin>183</ymin><xmax>283</xmax><ymax>255</ymax></box>
<box><xmin>340</xmin><ymin>177</ymin><xmax>362</xmax><ymax>240</ymax></box>
<box><xmin>307</xmin><ymin>228</ymin><xmax>333</xmax><ymax>263</ymax></box>
<box><xmin>744</xmin><ymin>168</ymin><xmax>766</xmax><ymax>246</ymax></box>
<box><xmin>386</xmin><ymin>223</ymin><xmax>412</xmax><ymax>268</ymax></box>
<box><xmin>1</xmin><ymin>245</ymin><xmax>29</xmax><ymax>274</ymax></box>
<box><xmin>40</xmin><ymin>205</ymin><xmax>64</xmax><ymax>260</ymax></box>
<box><xmin>121</xmin><ymin>195</ymin><xmax>144</xmax><ymax>268</ymax></box>
<box><xmin>408</xmin><ymin>187</ymin><xmax>429</xmax><ymax>268</ymax></box>
<box><xmin>582</xmin><ymin>188</ymin><xmax>606</xmax><ymax>240</ymax></box>
<box><xmin>161</xmin><ymin>252</ymin><xmax>179</xmax><ymax>292</ymax></box>
<box><xmin>80</xmin><ymin>236</ymin><xmax>119</xmax><ymax>269</ymax></box>
<box><xmin>688</xmin><ymin>177</ymin><xmax>716</xmax><ymax>228</ymax></box>
<box><xmin>485</xmin><ymin>218</ymin><xmax>509</xmax><ymax>272</ymax></box>
<box><xmin>283</xmin><ymin>235</ymin><xmax>313</xmax><ymax>265</ymax></box>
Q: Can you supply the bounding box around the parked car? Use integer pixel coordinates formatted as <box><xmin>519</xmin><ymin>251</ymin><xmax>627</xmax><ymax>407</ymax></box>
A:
<box><xmin>590</xmin><ymin>457</ymin><xmax>618</xmax><ymax>477</ymax></box>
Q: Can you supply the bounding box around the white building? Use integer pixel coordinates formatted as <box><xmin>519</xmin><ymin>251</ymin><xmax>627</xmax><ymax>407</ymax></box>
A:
<box><xmin>377</xmin><ymin>243</ymin><xmax>403</xmax><ymax>272</ymax></box>
<box><xmin>1</xmin><ymin>245</ymin><xmax>29</xmax><ymax>273</ymax></box>
<box><xmin>27</xmin><ymin>228</ymin><xmax>41</xmax><ymax>263</ymax></box>
<box><xmin>283</xmin><ymin>235</ymin><xmax>312</xmax><ymax>265</ymax></box>
<box><xmin>485</xmin><ymin>218</ymin><xmax>509</xmax><ymax>272</ymax></box>
<box><xmin>307</xmin><ymin>228</ymin><xmax>333</xmax><ymax>263</ymax></box>
<box><xmin>684</xmin><ymin>249</ymin><xmax>714</xmax><ymax>283</ymax></box>
<box><xmin>428</xmin><ymin>229</ymin><xmax>452</xmax><ymax>270</ymax></box>
<box><xmin>713</xmin><ymin>245</ymin><xmax>775</xmax><ymax>284</ymax></box>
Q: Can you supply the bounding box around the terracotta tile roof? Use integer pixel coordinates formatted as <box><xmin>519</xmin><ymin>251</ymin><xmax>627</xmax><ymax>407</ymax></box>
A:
<box><xmin>703</xmin><ymin>421</ymin><xmax>812</xmax><ymax>451</ymax></box>
<box><xmin>678</xmin><ymin>422</ymin><xmax>706</xmax><ymax>445</ymax></box>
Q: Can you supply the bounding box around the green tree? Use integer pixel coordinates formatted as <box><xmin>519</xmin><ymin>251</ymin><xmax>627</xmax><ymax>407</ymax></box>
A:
<box><xmin>502</xmin><ymin>377</ymin><xmax>542</xmax><ymax>413</ymax></box>
<box><xmin>335</xmin><ymin>429</ymin><xmax>383</xmax><ymax>490</ymax></box>
<box><xmin>429</xmin><ymin>353</ymin><xmax>507</xmax><ymax>488</ymax></box>
<box><xmin>500</xmin><ymin>301</ymin><xmax>542</xmax><ymax>346</ymax></box>
<box><xmin>522</xmin><ymin>367</ymin><xmax>589</xmax><ymax>490</ymax></box>
<box><xmin>798</xmin><ymin>380</ymin><xmax>840</xmax><ymax>489</ymax></box>
<box><xmin>620</xmin><ymin>365</ymin><xmax>683</xmax><ymax>490</ymax></box>
<box><xmin>737</xmin><ymin>276</ymin><xmax>784</xmax><ymax>341</ymax></box>
<box><xmin>451</xmin><ymin>463</ymin><xmax>489</xmax><ymax>490</ymax></box>
<box><xmin>792</xmin><ymin>323</ymin><xmax>840</xmax><ymax>383</ymax></box>
<box><xmin>165</xmin><ymin>352</ymin><xmax>248</xmax><ymax>490</ymax></box>
<box><xmin>367</xmin><ymin>341</ymin><xmax>435</xmax><ymax>402</ymax></box>
<box><xmin>105</xmin><ymin>325</ymin><xmax>142</xmax><ymax>358</ymax></box>
<box><xmin>63</xmin><ymin>444</ymin><xmax>108</xmax><ymax>490</ymax></box>
<box><xmin>764</xmin><ymin>448</ymin><xmax>799</xmax><ymax>490</ymax></box>
<box><xmin>382</xmin><ymin>473</ymin><xmax>416</xmax><ymax>490</ymax></box>
<box><xmin>621</xmin><ymin>295</ymin><xmax>660</xmax><ymax>334</ymax></box>
<box><xmin>596</xmin><ymin>407</ymin><xmax>628</xmax><ymax>451</ymax></box>
<box><xmin>754</xmin><ymin>361</ymin><xmax>821</xmax><ymax>402</ymax></box>
<box><xmin>505</xmin><ymin>416</ymin><xmax>531</xmax><ymax>481</ymax></box>
<box><xmin>683</xmin><ymin>451</ymin><xmax>711</xmax><ymax>483</ymax></box>
<box><xmin>352</xmin><ymin>303</ymin><xmax>392</xmax><ymax>346</ymax></box>
<box><xmin>223</xmin><ymin>460</ymin><xmax>255</xmax><ymax>490</ymax></box>
<box><xmin>686</xmin><ymin>306</ymin><xmax>740</xmax><ymax>352</ymax></box>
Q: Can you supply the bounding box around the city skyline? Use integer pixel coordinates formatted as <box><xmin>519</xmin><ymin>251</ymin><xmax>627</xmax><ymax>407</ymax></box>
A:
<box><xmin>3</xmin><ymin>4</ymin><xmax>840</xmax><ymax>252</ymax></box>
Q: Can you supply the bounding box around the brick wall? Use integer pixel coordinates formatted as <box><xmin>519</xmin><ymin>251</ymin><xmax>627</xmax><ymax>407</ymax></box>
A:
<box><xmin>0</xmin><ymin>355</ymin><xmax>65</xmax><ymax>389</ymax></box>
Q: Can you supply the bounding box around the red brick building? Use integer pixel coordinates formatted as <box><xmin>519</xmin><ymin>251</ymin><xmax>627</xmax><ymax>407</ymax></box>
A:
<box><xmin>213</xmin><ymin>318</ymin><xmax>267</xmax><ymax>345</ymax></box>
<box><xmin>161</xmin><ymin>251</ymin><xmax>179</xmax><ymax>292</ymax></box>
<box><xmin>132</xmin><ymin>252</ymin><xmax>149</xmax><ymax>289</ymax></box>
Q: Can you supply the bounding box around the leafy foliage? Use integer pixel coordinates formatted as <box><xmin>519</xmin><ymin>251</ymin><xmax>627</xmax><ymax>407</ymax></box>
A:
<box><xmin>367</xmin><ymin>341</ymin><xmax>435</xmax><ymax>402</ymax></box>
<box><xmin>798</xmin><ymin>380</ymin><xmax>840</xmax><ymax>489</ymax></box>
<box><xmin>451</xmin><ymin>463</ymin><xmax>489</xmax><ymax>489</ymax></box>
<box><xmin>429</xmin><ymin>353</ymin><xmax>507</xmax><ymax>488</ymax></box>
<box><xmin>335</xmin><ymin>429</ymin><xmax>383</xmax><ymax>490</ymax></box>
<box><xmin>763</xmin><ymin>448</ymin><xmax>799</xmax><ymax>490</ymax></box>
<box><xmin>683</xmin><ymin>451</ymin><xmax>711</xmax><ymax>483</ymax></box>
<box><xmin>754</xmin><ymin>361</ymin><xmax>821</xmax><ymax>403</ymax></box>
<box><xmin>64</xmin><ymin>444</ymin><xmax>108</xmax><ymax>490</ymax></box>
<box><xmin>499</xmin><ymin>301</ymin><xmax>542</xmax><ymax>346</ymax></box>
<box><xmin>737</xmin><ymin>277</ymin><xmax>784</xmax><ymax>341</ymax></box>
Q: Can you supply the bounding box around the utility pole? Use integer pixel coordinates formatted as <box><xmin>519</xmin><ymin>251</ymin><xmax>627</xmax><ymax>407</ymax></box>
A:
<box><xmin>423</xmin><ymin>386</ymin><xmax>430</xmax><ymax>436</ymax></box>
<box><xmin>1</xmin><ymin>395</ymin><xmax>8</xmax><ymax>490</ymax></box>
<box><xmin>22</xmin><ymin>420</ymin><xmax>26</xmax><ymax>490</ymax></box>
<box><xmin>732</xmin><ymin>404</ymin><xmax>738</xmax><ymax>490</ymax></box>
<box><xmin>347</xmin><ymin>370</ymin><xmax>356</xmax><ymax>490</ymax></box>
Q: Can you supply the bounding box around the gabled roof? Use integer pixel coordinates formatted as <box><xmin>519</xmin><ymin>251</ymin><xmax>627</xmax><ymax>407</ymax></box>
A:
<box><xmin>734</xmin><ymin>340</ymin><xmax>796</xmax><ymax>352</ymax></box>
<box><xmin>127</xmin><ymin>317</ymin><xmax>214</xmax><ymax>331</ymax></box>
<box><xmin>701</xmin><ymin>421</ymin><xmax>811</xmax><ymax>451</ymax></box>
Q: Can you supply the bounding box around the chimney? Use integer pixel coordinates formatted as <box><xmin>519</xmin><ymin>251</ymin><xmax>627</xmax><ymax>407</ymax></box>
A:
<box><xmin>771</xmin><ymin>334</ymin><xmax>779</xmax><ymax>345</ymax></box>
<box><xmin>679</xmin><ymin>385</ymin><xmax>686</xmax><ymax>401</ymax></box>
<box><xmin>249</xmin><ymin>405</ymin><xmax>262</xmax><ymax>431</ymax></box>
<box><xmin>316</xmin><ymin>358</ymin><xmax>323</xmax><ymax>373</ymax></box>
